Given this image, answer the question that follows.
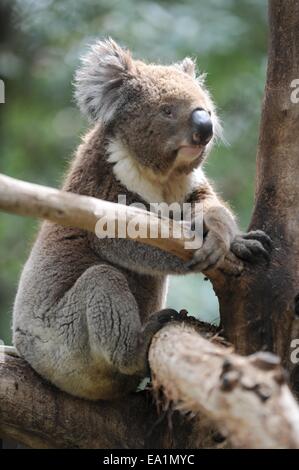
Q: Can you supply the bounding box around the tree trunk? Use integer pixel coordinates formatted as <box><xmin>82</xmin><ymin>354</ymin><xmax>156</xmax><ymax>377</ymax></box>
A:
<box><xmin>210</xmin><ymin>0</ymin><xmax>299</xmax><ymax>393</ymax></box>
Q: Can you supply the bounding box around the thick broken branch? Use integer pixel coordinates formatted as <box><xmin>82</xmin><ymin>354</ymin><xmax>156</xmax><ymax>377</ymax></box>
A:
<box><xmin>149</xmin><ymin>323</ymin><xmax>299</xmax><ymax>449</ymax></box>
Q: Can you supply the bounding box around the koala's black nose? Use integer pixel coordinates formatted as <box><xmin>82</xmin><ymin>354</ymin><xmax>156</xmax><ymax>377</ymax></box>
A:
<box><xmin>191</xmin><ymin>109</ymin><xmax>213</xmax><ymax>145</ymax></box>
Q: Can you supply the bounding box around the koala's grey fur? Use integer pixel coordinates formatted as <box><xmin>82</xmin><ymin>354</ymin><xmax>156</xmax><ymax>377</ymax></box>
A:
<box><xmin>13</xmin><ymin>39</ymin><xmax>269</xmax><ymax>400</ymax></box>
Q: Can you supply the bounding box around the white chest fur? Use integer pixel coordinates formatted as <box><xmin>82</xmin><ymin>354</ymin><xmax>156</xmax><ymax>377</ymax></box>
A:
<box><xmin>107</xmin><ymin>139</ymin><xmax>205</xmax><ymax>206</ymax></box>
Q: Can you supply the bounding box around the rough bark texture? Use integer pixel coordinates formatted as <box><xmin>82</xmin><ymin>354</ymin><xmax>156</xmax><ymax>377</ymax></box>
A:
<box><xmin>0</xmin><ymin>339</ymin><xmax>221</xmax><ymax>449</ymax></box>
<box><xmin>0</xmin><ymin>333</ymin><xmax>224</xmax><ymax>449</ymax></box>
<box><xmin>210</xmin><ymin>0</ymin><xmax>299</xmax><ymax>393</ymax></box>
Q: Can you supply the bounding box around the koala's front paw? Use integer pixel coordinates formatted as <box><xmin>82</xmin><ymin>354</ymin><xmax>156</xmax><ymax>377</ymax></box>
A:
<box><xmin>186</xmin><ymin>230</ymin><xmax>229</xmax><ymax>272</ymax></box>
<box><xmin>230</xmin><ymin>230</ymin><xmax>272</xmax><ymax>263</ymax></box>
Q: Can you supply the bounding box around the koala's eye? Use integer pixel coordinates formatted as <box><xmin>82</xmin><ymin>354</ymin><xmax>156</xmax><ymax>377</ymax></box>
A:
<box><xmin>161</xmin><ymin>105</ymin><xmax>174</xmax><ymax>118</ymax></box>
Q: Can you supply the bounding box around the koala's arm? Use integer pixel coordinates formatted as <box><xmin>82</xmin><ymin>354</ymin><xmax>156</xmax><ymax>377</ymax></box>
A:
<box><xmin>90</xmin><ymin>182</ymin><xmax>271</xmax><ymax>275</ymax></box>
<box><xmin>89</xmin><ymin>234</ymin><xmax>192</xmax><ymax>276</ymax></box>
<box><xmin>186</xmin><ymin>178</ymin><xmax>271</xmax><ymax>270</ymax></box>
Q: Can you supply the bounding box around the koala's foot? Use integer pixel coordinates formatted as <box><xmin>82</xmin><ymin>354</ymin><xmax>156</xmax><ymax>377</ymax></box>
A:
<box><xmin>231</xmin><ymin>230</ymin><xmax>272</xmax><ymax>263</ymax></box>
<box><xmin>142</xmin><ymin>308</ymin><xmax>183</xmax><ymax>338</ymax></box>
<box><xmin>136</xmin><ymin>308</ymin><xmax>183</xmax><ymax>376</ymax></box>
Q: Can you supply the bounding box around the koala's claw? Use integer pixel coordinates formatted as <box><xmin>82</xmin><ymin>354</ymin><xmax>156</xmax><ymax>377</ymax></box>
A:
<box><xmin>242</xmin><ymin>230</ymin><xmax>273</xmax><ymax>250</ymax></box>
<box><xmin>140</xmin><ymin>308</ymin><xmax>182</xmax><ymax>343</ymax></box>
<box><xmin>231</xmin><ymin>230</ymin><xmax>272</xmax><ymax>264</ymax></box>
<box><xmin>152</xmin><ymin>308</ymin><xmax>183</xmax><ymax>326</ymax></box>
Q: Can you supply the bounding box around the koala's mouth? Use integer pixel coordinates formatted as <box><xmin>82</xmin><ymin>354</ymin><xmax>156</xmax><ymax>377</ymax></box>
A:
<box><xmin>176</xmin><ymin>145</ymin><xmax>205</xmax><ymax>161</ymax></box>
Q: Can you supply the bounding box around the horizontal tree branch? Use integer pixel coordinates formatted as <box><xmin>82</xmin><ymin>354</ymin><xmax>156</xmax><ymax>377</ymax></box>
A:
<box><xmin>0</xmin><ymin>173</ymin><xmax>243</xmax><ymax>275</ymax></box>
<box><xmin>0</xmin><ymin>173</ymin><xmax>191</xmax><ymax>260</ymax></box>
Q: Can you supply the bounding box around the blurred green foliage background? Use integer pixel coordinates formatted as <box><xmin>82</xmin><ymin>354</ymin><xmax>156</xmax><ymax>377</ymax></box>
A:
<box><xmin>0</xmin><ymin>0</ymin><xmax>268</xmax><ymax>344</ymax></box>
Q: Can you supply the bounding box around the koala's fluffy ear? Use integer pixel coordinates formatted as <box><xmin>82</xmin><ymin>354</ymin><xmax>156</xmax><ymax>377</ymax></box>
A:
<box><xmin>175</xmin><ymin>57</ymin><xmax>196</xmax><ymax>78</ymax></box>
<box><xmin>175</xmin><ymin>57</ymin><xmax>206</xmax><ymax>84</ymax></box>
<box><xmin>74</xmin><ymin>38</ymin><xmax>134</xmax><ymax>123</ymax></box>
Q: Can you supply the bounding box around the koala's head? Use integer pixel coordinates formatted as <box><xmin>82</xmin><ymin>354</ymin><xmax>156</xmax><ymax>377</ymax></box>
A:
<box><xmin>75</xmin><ymin>38</ymin><xmax>220</xmax><ymax>176</ymax></box>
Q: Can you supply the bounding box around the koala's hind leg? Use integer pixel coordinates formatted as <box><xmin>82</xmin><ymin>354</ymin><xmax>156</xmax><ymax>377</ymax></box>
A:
<box><xmin>51</xmin><ymin>264</ymin><xmax>179</xmax><ymax>399</ymax></box>
<box><xmin>77</xmin><ymin>265</ymin><xmax>179</xmax><ymax>373</ymax></box>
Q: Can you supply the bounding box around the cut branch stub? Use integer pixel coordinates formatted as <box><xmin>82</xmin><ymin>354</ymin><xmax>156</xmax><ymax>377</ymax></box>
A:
<box><xmin>149</xmin><ymin>323</ymin><xmax>299</xmax><ymax>449</ymax></box>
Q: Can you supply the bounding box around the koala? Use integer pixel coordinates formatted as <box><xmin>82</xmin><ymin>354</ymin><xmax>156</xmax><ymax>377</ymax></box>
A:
<box><xmin>12</xmin><ymin>39</ymin><xmax>271</xmax><ymax>400</ymax></box>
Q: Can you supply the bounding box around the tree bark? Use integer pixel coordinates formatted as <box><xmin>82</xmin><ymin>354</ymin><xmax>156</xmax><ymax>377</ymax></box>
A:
<box><xmin>0</xmin><ymin>350</ymin><xmax>215</xmax><ymax>449</ymax></box>
<box><xmin>210</xmin><ymin>0</ymin><xmax>299</xmax><ymax>393</ymax></box>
